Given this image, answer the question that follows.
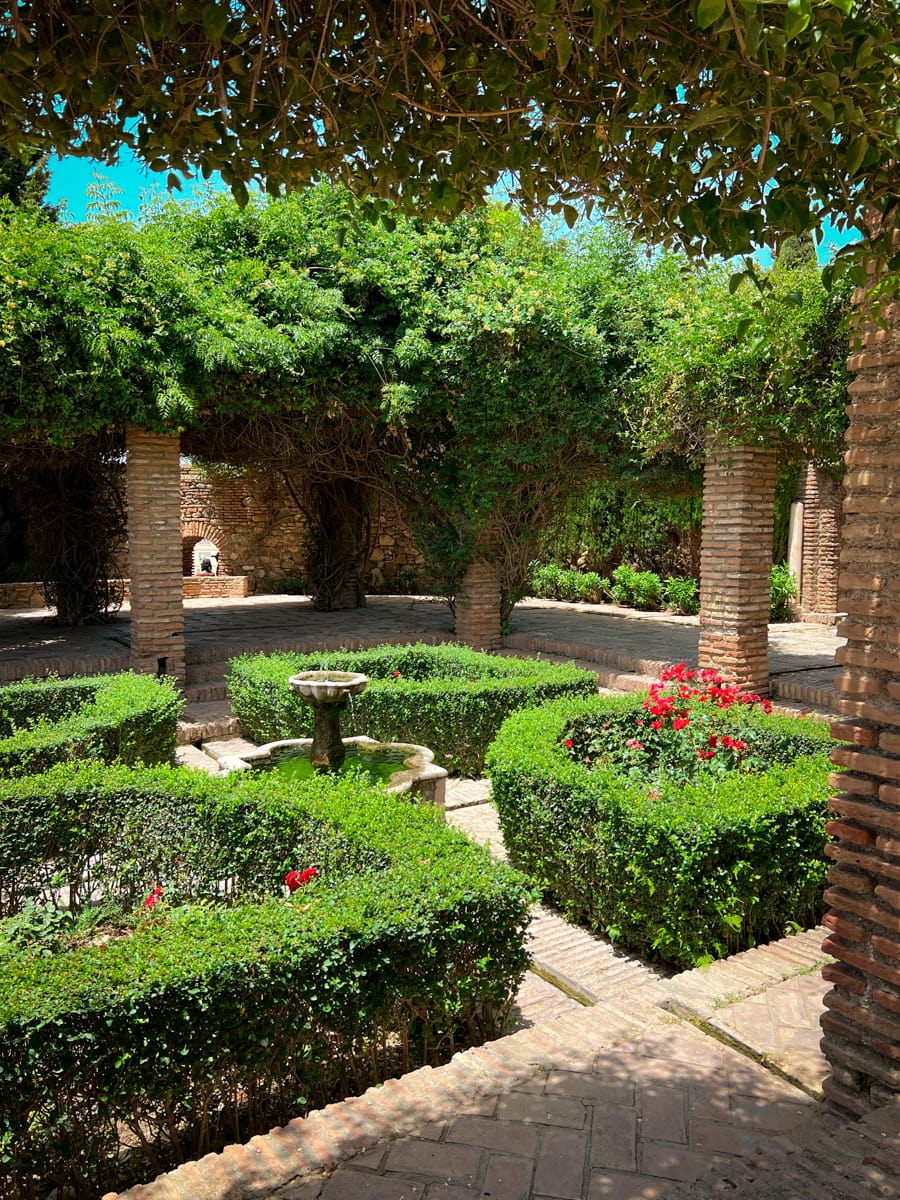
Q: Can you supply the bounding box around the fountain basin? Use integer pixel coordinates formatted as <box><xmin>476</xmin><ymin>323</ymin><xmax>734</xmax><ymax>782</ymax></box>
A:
<box><xmin>219</xmin><ymin>735</ymin><xmax>447</xmax><ymax>812</ymax></box>
<box><xmin>289</xmin><ymin>671</ymin><xmax>368</xmax><ymax>704</ymax></box>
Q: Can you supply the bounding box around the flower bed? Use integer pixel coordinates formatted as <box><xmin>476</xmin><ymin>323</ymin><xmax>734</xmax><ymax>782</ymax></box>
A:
<box><xmin>487</xmin><ymin>664</ymin><xmax>832</xmax><ymax>968</ymax></box>
<box><xmin>0</xmin><ymin>761</ymin><xmax>530</xmax><ymax>1196</ymax></box>
<box><xmin>227</xmin><ymin>643</ymin><xmax>597</xmax><ymax>776</ymax></box>
<box><xmin>0</xmin><ymin>671</ymin><xmax>182</xmax><ymax>776</ymax></box>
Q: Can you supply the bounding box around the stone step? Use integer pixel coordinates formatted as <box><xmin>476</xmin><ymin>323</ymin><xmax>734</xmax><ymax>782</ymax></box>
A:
<box><xmin>185</xmin><ymin>659</ymin><xmax>234</xmax><ymax>684</ymax></box>
<box><xmin>177</xmin><ymin>701</ymin><xmax>243</xmax><ymax>746</ymax></box>
<box><xmin>184</xmin><ymin>682</ymin><xmax>230</xmax><ymax>703</ymax></box>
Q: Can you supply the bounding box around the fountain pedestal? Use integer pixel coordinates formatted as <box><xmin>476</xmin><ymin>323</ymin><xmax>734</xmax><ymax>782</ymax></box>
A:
<box><xmin>289</xmin><ymin>670</ymin><xmax>368</xmax><ymax>772</ymax></box>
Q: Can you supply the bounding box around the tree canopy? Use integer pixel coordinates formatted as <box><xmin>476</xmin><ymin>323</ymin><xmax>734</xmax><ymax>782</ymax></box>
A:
<box><xmin>1</xmin><ymin>2</ymin><xmax>897</xmax><ymax>271</ymax></box>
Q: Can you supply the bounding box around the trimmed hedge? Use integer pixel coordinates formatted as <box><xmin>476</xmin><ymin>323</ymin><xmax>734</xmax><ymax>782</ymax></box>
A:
<box><xmin>227</xmin><ymin>643</ymin><xmax>598</xmax><ymax>776</ymax></box>
<box><xmin>0</xmin><ymin>672</ymin><xmax>182</xmax><ymax>776</ymax></box>
<box><xmin>486</xmin><ymin>693</ymin><xmax>831</xmax><ymax>968</ymax></box>
<box><xmin>0</xmin><ymin>762</ymin><xmax>531</xmax><ymax>1197</ymax></box>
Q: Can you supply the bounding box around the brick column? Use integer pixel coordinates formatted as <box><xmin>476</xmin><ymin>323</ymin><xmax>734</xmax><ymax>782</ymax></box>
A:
<box><xmin>126</xmin><ymin>428</ymin><xmax>186</xmax><ymax>685</ymax></box>
<box><xmin>820</xmin><ymin>281</ymin><xmax>900</xmax><ymax>1114</ymax></box>
<box><xmin>798</xmin><ymin>461</ymin><xmax>844</xmax><ymax>622</ymax></box>
<box><xmin>455</xmin><ymin>559</ymin><xmax>502</xmax><ymax>651</ymax></box>
<box><xmin>698</xmin><ymin>442</ymin><xmax>776</xmax><ymax>695</ymax></box>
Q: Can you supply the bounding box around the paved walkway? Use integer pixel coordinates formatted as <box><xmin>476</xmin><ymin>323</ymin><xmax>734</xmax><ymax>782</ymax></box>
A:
<box><xmin>0</xmin><ymin>594</ymin><xmax>844</xmax><ymax>719</ymax></box>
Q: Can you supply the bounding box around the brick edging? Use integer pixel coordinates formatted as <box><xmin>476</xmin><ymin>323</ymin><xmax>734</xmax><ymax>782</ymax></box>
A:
<box><xmin>102</xmin><ymin>1002</ymin><xmax>651</xmax><ymax>1200</ymax></box>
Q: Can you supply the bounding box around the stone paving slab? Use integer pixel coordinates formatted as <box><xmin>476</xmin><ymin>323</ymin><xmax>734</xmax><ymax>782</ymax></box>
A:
<box><xmin>708</xmin><ymin>972</ymin><xmax>832</xmax><ymax>1099</ymax></box>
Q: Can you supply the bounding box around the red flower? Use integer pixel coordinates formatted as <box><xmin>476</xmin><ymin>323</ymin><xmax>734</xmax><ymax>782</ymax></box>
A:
<box><xmin>392</xmin><ymin>670</ymin><xmax>400</xmax><ymax>678</ymax></box>
<box><xmin>286</xmin><ymin>867</ymin><xmax>318</xmax><ymax>893</ymax></box>
<box><xmin>697</xmin><ymin>749</ymin><xmax>715</xmax><ymax>760</ymax></box>
<box><xmin>651</xmin><ymin>719</ymin><xmax>664</xmax><ymax>731</ymax></box>
<box><xmin>563</xmin><ymin>738</ymin><xmax>574</xmax><ymax>748</ymax></box>
<box><xmin>672</xmin><ymin>717</ymin><xmax>690</xmax><ymax>731</ymax></box>
<box><xmin>708</xmin><ymin>735</ymin><xmax>718</xmax><ymax>748</ymax></box>
<box><xmin>143</xmin><ymin>885</ymin><xmax>163</xmax><ymax>909</ymax></box>
<box><xmin>626</xmin><ymin>738</ymin><xmax>644</xmax><ymax>750</ymax></box>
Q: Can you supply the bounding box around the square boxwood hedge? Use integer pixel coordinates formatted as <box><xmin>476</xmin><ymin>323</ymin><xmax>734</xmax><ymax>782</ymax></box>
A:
<box><xmin>0</xmin><ymin>761</ymin><xmax>531</xmax><ymax>1198</ymax></box>
<box><xmin>486</xmin><ymin>693</ymin><xmax>832</xmax><ymax>968</ymax></box>
<box><xmin>0</xmin><ymin>672</ymin><xmax>182</xmax><ymax>776</ymax></box>
<box><xmin>226</xmin><ymin>642</ymin><xmax>598</xmax><ymax>777</ymax></box>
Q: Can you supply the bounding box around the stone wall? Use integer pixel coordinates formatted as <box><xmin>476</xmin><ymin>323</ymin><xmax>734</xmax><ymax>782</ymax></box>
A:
<box><xmin>820</xmin><ymin>275</ymin><xmax>900</xmax><ymax>1114</ymax></box>
<box><xmin>179</xmin><ymin>466</ymin><xmax>425</xmax><ymax>593</ymax></box>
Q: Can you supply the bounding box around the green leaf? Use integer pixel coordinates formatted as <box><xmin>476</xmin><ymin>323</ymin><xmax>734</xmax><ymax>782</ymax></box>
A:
<box><xmin>784</xmin><ymin>0</ymin><xmax>811</xmax><ymax>40</ymax></box>
<box><xmin>695</xmin><ymin>0</ymin><xmax>727</xmax><ymax>29</ymax></box>
<box><xmin>555</xmin><ymin>28</ymin><xmax>573</xmax><ymax>71</ymax></box>
<box><xmin>202</xmin><ymin>3</ymin><xmax>229</xmax><ymax>41</ymax></box>
<box><xmin>845</xmin><ymin>134</ymin><xmax>868</xmax><ymax>176</ymax></box>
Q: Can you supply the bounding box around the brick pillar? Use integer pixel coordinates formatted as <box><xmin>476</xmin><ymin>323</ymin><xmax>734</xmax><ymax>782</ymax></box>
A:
<box><xmin>126</xmin><ymin>428</ymin><xmax>186</xmax><ymax>685</ymax></box>
<box><xmin>798</xmin><ymin>461</ymin><xmax>844</xmax><ymax>622</ymax></box>
<box><xmin>698</xmin><ymin>442</ymin><xmax>776</xmax><ymax>695</ymax></box>
<box><xmin>820</xmin><ymin>279</ymin><xmax>900</xmax><ymax>1115</ymax></box>
<box><xmin>455</xmin><ymin>559</ymin><xmax>502</xmax><ymax>651</ymax></box>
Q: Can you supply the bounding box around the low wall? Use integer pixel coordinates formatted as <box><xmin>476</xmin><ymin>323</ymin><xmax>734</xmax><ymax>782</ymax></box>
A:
<box><xmin>0</xmin><ymin>582</ymin><xmax>45</xmax><ymax>608</ymax></box>
<box><xmin>0</xmin><ymin>577</ymin><xmax>250</xmax><ymax>609</ymax></box>
<box><xmin>181</xmin><ymin>575</ymin><xmax>249</xmax><ymax>600</ymax></box>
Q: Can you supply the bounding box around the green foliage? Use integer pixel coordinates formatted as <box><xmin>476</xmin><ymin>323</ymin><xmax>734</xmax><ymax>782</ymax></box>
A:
<box><xmin>771</xmin><ymin>563</ymin><xmax>800</xmax><ymax>622</ymax></box>
<box><xmin>542</xmin><ymin>473</ymin><xmax>704</xmax><ymax>581</ymax></box>
<box><xmin>0</xmin><ymin>148</ymin><xmax>55</xmax><ymax>215</ymax></box>
<box><xmin>630</xmin><ymin>254</ymin><xmax>851</xmax><ymax>462</ymax></box>
<box><xmin>610</xmin><ymin>565</ymin><xmax>664</xmax><ymax>611</ymax></box>
<box><xmin>0</xmin><ymin>672</ymin><xmax>182</xmax><ymax>776</ymax></box>
<box><xmin>0</xmin><ymin>203</ymin><xmax>337</xmax><ymax>442</ymax></box>
<box><xmin>486</xmin><ymin>693</ymin><xmax>831</xmax><ymax>968</ymax></box>
<box><xmin>0</xmin><ymin>762</ymin><xmax>531</xmax><ymax>1195</ymax></box>
<box><xmin>0</xmin><ymin>4</ymin><xmax>896</xmax><ymax>277</ymax></box>
<box><xmin>663</xmin><ymin>577</ymin><xmax>700</xmax><ymax>616</ymax></box>
<box><xmin>227</xmin><ymin>643</ymin><xmax>597</xmax><ymax>777</ymax></box>
<box><xmin>527</xmin><ymin>563</ymin><xmax>607</xmax><ymax>605</ymax></box>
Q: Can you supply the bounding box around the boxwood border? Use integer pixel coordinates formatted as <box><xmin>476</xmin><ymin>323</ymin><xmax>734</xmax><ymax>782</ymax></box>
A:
<box><xmin>0</xmin><ymin>761</ymin><xmax>531</xmax><ymax>1196</ymax></box>
<box><xmin>0</xmin><ymin>672</ymin><xmax>182</xmax><ymax>776</ymax></box>
<box><xmin>227</xmin><ymin>642</ymin><xmax>598</xmax><ymax>776</ymax></box>
<box><xmin>486</xmin><ymin>693</ymin><xmax>832</xmax><ymax>968</ymax></box>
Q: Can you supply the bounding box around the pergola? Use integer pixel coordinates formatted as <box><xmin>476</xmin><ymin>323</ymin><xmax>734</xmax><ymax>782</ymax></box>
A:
<box><xmin>2</xmin><ymin>0</ymin><xmax>899</xmax><ymax>1118</ymax></box>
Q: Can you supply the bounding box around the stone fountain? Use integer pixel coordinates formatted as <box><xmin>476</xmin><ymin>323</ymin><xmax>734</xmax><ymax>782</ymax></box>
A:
<box><xmin>220</xmin><ymin>669</ymin><xmax>447</xmax><ymax>811</ymax></box>
<box><xmin>290</xmin><ymin>669</ymin><xmax>368</xmax><ymax>771</ymax></box>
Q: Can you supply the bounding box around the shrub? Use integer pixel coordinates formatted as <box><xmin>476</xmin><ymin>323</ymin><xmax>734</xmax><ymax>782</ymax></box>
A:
<box><xmin>609</xmin><ymin>564</ymin><xmax>664</xmax><ymax>610</ymax></box>
<box><xmin>528</xmin><ymin>561</ymin><xmax>562</xmax><ymax>598</ymax></box>
<box><xmin>770</xmin><ymin>562</ymin><xmax>799</xmax><ymax>621</ymax></box>
<box><xmin>486</xmin><ymin>679</ymin><xmax>831</xmax><ymax>969</ymax></box>
<box><xmin>527</xmin><ymin>563</ymin><xmax>606</xmax><ymax>604</ymax></box>
<box><xmin>0</xmin><ymin>672</ymin><xmax>182</xmax><ymax>776</ymax></box>
<box><xmin>0</xmin><ymin>761</ymin><xmax>531</xmax><ymax>1196</ymax></box>
<box><xmin>270</xmin><ymin>575</ymin><xmax>308</xmax><ymax>595</ymax></box>
<box><xmin>664</xmin><ymin>576</ymin><xmax>700</xmax><ymax>615</ymax></box>
<box><xmin>227</xmin><ymin>643</ymin><xmax>597</xmax><ymax>776</ymax></box>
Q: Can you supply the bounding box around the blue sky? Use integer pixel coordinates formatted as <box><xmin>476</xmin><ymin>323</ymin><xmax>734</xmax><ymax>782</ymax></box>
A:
<box><xmin>48</xmin><ymin>150</ymin><xmax>860</xmax><ymax>264</ymax></box>
<box><xmin>47</xmin><ymin>150</ymin><xmax>226</xmax><ymax>221</ymax></box>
